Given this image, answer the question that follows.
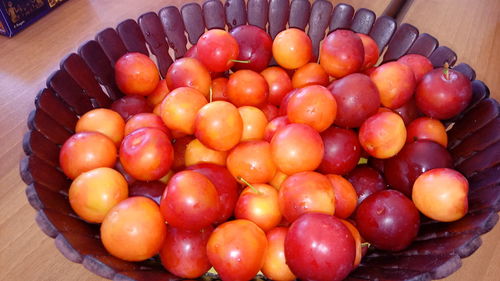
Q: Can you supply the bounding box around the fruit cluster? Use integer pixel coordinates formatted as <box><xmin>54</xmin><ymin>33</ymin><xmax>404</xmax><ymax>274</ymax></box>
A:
<box><xmin>59</xmin><ymin>25</ymin><xmax>472</xmax><ymax>281</ymax></box>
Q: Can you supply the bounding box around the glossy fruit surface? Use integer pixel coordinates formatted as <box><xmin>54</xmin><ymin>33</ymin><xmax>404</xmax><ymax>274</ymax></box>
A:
<box><xmin>69</xmin><ymin>167</ymin><xmax>128</xmax><ymax>223</ymax></box>
<box><xmin>197</xmin><ymin>29</ymin><xmax>239</xmax><ymax>72</ymax></box>
<box><xmin>355</xmin><ymin>189</ymin><xmax>420</xmax><ymax>251</ymax></box>
<box><xmin>328</xmin><ymin>73</ymin><xmax>380</xmax><ymax>128</ymax></box>
<box><xmin>270</xmin><ymin>123</ymin><xmax>324</xmax><ymax>175</ymax></box>
<box><xmin>101</xmin><ymin>196</ymin><xmax>166</xmax><ymax>261</ymax></box>
<box><xmin>115</xmin><ymin>52</ymin><xmax>160</xmax><ymax>96</ymax></box>
<box><xmin>60</xmin><ymin>131</ymin><xmax>117</xmax><ymax>180</ymax></box>
<box><xmin>207</xmin><ymin>219</ymin><xmax>268</xmax><ymax>281</ymax></box>
<box><xmin>230</xmin><ymin>25</ymin><xmax>273</xmax><ymax>72</ymax></box>
<box><xmin>160</xmin><ymin>170</ymin><xmax>220</xmax><ymax>230</ymax></box>
<box><xmin>119</xmin><ymin>128</ymin><xmax>173</xmax><ymax>181</ymax></box>
<box><xmin>416</xmin><ymin>67</ymin><xmax>473</xmax><ymax>120</ymax></box>
<box><xmin>412</xmin><ymin>168</ymin><xmax>469</xmax><ymax>222</ymax></box>
<box><xmin>319</xmin><ymin>126</ymin><xmax>361</xmax><ymax>175</ymax></box>
<box><xmin>285</xmin><ymin>213</ymin><xmax>356</xmax><ymax>281</ymax></box>
<box><xmin>273</xmin><ymin>28</ymin><xmax>312</xmax><ymax>69</ymax></box>
<box><xmin>320</xmin><ymin>29</ymin><xmax>364</xmax><ymax>78</ymax></box>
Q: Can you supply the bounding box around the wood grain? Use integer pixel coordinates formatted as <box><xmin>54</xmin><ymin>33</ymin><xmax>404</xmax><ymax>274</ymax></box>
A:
<box><xmin>0</xmin><ymin>1</ymin><xmax>498</xmax><ymax>281</ymax></box>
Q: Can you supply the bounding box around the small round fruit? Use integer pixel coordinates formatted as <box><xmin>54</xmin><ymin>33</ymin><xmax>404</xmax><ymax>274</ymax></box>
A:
<box><xmin>184</xmin><ymin>138</ymin><xmax>228</xmax><ymax>167</ymax></box>
<box><xmin>279</xmin><ymin>171</ymin><xmax>335</xmax><ymax>222</ymax></box>
<box><xmin>195</xmin><ymin>101</ymin><xmax>243</xmax><ymax>151</ymax></box>
<box><xmin>287</xmin><ymin>85</ymin><xmax>337</xmax><ymax>132</ymax></box>
<box><xmin>397</xmin><ymin>54</ymin><xmax>433</xmax><ymax>83</ymax></box>
<box><xmin>226</xmin><ymin>69</ymin><xmax>269</xmax><ymax>107</ymax></box>
<box><xmin>235</xmin><ymin>183</ymin><xmax>282</xmax><ymax>232</ymax></box>
<box><xmin>230</xmin><ymin>25</ymin><xmax>273</xmax><ymax>72</ymax></box>
<box><xmin>318</xmin><ymin>126</ymin><xmax>362</xmax><ymax>175</ymax></box>
<box><xmin>357</xmin><ymin>33</ymin><xmax>379</xmax><ymax>70</ymax></box>
<box><xmin>262</xmin><ymin>227</ymin><xmax>296</xmax><ymax>281</ymax></box>
<box><xmin>406</xmin><ymin>117</ymin><xmax>448</xmax><ymax>147</ymax></box>
<box><xmin>291</xmin><ymin>62</ymin><xmax>329</xmax><ymax>88</ymax></box>
<box><xmin>101</xmin><ymin>196</ymin><xmax>167</xmax><ymax>261</ymax></box>
<box><xmin>415</xmin><ymin>67</ymin><xmax>472</xmax><ymax>120</ymax></box>
<box><xmin>124</xmin><ymin>112</ymin><xmax>171</xmax><ymax>138</ymax></box>
<box><xmin>115</xmin><ymin>52</ymin><xmax>160</xmax><ymax>96</ymax></box>
<box><xmin>207</xmin><ymin>219</ymin><xmax>268</xmax><ymax>281</ymax></box>
<box><xmin>76</xmin><ymin>108</ymin><xmax>125</xmax><ymax>147</ymax></box>
<box><xmin>412</xmin><ymin>168</ymin><xmax>469</xmax><ymax>222</ymax></box>
<box><xmin>160</xmin><ymin>87</ymin><xmax>207</xmax><ymax>135</ymax></box>
<box><xmin>166</xmin><ymin>57</ymin><xmax>211</xmax><ymax>98</ymax></box>
<box><xmin>261</xmin><ymin>66</ymin><xmax>293</xmax><ymax>106</ymax></box>
<box><xmin>119</xmin><ymin>127</ymin><xmax>173</xmax><ymax>181</ymax></box>
<box><xmin>227</xmin><ymin>140</ymin><xmax>276</xmax><ymax>184</ymax></box>
<box><xmin>159</xmin><ymin>225</ymin><xmax>213</xmax><ymax>279</ymax></box>
<box><xmin>197</xmin><ymin>29</ymin><xmax>239</xmax><ymax>72</ymax></box>
<box><xmin>320</xmin><ymin>29</ymin><xmax>364</xmax><ymax>78</ymax></box>
<box><xmin>358</xmin><ymin>111</ymin><xmax>407</xmax><ymax>159</ymax></box>
<box><xmin>69</xmin><ymin>167</ymin><xmax>128</xmax><ymax>223</ymax></box>
<box><xmin>270</xmin><ymin>123</ymin><xmax>324</xmax><ymax>175</ymax></box>
<box><xmin>238</xmin><ymin>106</ymin><xmax>268</xmax><ymax>141</ymax></box>
<box><xmin>285</xmin><ymin>213</ymin><xmax>356</xmax><ymax>281</ymax></box>
<box><xmin>328</xmin><ymin>73</ymin><xmax>380</xmax><ymax>128</ymax></box>
<box><xmin>160</xmin><ymin>170</ymin><xmax>220</xmax><ymax>230</ymax></box>
<box><xmin>355</xmin><ymin>189</ymin><xmax>420</xmax><ymax>251</ymax></box>
<box><xmin>60</xmin><ymin>131</ymin><xmax>117</xmax><ymax>180</ymax></box>
<box><xmin>370</xmin><ymin>61</ymin><xmax>416</xmax><ymax>109</ymax></box>
<box><xmin>327</xmin><ymin>174</ymin><xmax>358</xmax><ymax>219</ymax></box>
<box><xmin>272</xmin><ymin>28</ymin><xmax>312</xmax><ymax>69</ymax></box>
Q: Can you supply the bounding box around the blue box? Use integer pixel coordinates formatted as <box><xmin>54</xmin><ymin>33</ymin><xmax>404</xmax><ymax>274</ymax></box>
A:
<box><xmin>0</xmin><ymin>0</ymin><xmax>68</xmax><ymax>37</ymax></box>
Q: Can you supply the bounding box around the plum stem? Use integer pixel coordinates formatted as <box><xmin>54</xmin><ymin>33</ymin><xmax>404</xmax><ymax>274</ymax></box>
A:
<box><xmin>443</xmin><ymin>62</ymin><xmax>450</xmax><ymax>80</ymax></box>
<box><xmin>361</xmin><ymin>242</ymin><xmax>371</xmax><ymax>248</ymax></box>
<box><xmin>237</xmin><ymin>176</ymin><xmax>261</xmax><ymax>194</ymax></box>
<box><xmin>209</xmin><ymin>87</ymin><xmax>213</xmax><ymax>103</ymax></box>
<box><xmin>231</xmin><ymin>59</ymin><xmax>251</xmax><ymax>64</ymax></box>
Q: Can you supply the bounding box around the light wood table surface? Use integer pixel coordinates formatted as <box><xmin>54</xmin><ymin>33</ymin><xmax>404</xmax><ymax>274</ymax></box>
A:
<box><xmin>0</xmin><ymin>1</ymin><xmax>498</xmax><ymax>281</ymax></box>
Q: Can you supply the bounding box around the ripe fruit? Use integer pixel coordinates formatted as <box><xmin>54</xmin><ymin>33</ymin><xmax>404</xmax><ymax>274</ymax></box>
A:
<box><xmin>397</xmin><ymin>54</ymin><xmax>433</xmax><ymax>83</ymax></box>
<box><xmin>235</xmin><ymin>183</ymin><xmax>282</xmax><ymax>232</ymax></box>
<box><xmin>412</xmin><ymin>168</ymin><xmax>469</xmax><ymax>222</ymax></box>
<box><xmin>261</xmin><ymin>66</ymin><xmax>293</xmax><ymax>106</ymax></box>
<box><xmin>238</xmin><ymin>106</ymin><xmax>268</xmax><ymax>141</ymax></box>
<box><xmin>328</xmin><ymin>73</ymin><xmax>380</xmax><ymax>128</ymax></box>
<box><xmin>279</xmin><ymin>171</ymin><xmax>335</xmax><ymax>222</ymax></box>
<box><xmin>60</xmin><ymin>131</ymin><xmax>117</xmax><ymax>179</ymax></box>
<box><xmin>319</xmin><ymin>126</ymin><xmax>362</xmax><ymax>175</ymax></box>
<box><xmin>159</xmin><ymin>225</ymin><xmax>213</xmax><ymax>279</ymax></box>
<box><xmin>230</xmin><ymin>25</ymin><xmax>273</xmax><ymax>72</ymax></box>
<box><xmin>355</xmin><ymin>189</ymin><xmax>420</xmax><ymax>251</ymax></box>
<box><xmin>195</xmin><ymin>101</ymin><xmax>243</xmax><ymax>151</ymax></box>
<box><xmin>75</xmin><ymin>108</ymin><xmax>125</xmax><ymax>147</ymax></box>
<box><xmin>406</xmin><ymin>117</ymin><xmax>448</xmax><ymax>147</ymax></box>
<box><xmin>358</xmin><ymin>111</ymin><xmax>407</xmax><ymax>159</ymax></box>
<box><xmin>184</xmin><ymin>138</ymin><xmax>228</xmax><ymax>167</ymax></box>
<box><xmin>416</xmin><ymin>67</ymin><xmax>472</xmax><ymax>119</ymax></box>
<box><xmin>262</xmin><ymin>227</ymin><xmax>296</xmax><ymax>281</ymax></box>
<box><xmin>69</xmin><ymin>167</ymin><xmax>128</xmax><ymax>223</ymax></box>
<box><xmin>115</xmin><ymin>52</ymin><xmax>160</xmax><ymax>96</ymax></box>
<box><xmin>119</xmin><ymin>128</ymin><xmax>173</xmax><ymax>181</ymax></box>
<box><xmin>160</xmin><ymin>87</ymin><xmax>207</xmax><ymax>135</ymax></box>
<box><xmin>320</xmin><ymin>29</ymin><xmax>364</xmax><ymax>78</ymax></box>
<box><xmin>291</xmin><ymin>62</ymin><xmax>329</xmax><ymax>88</ymax></box>
<box><xmin>273</xmin><ymin>28</ymin><xmax>312</xmax><ymax>69</ymax></box>
<box><xmin>286</xmin><ymin>85</ymin><xmax>337</xmax><ymax>132</ymax></box>
<box><xmin>357</xmin><ymin>33</ymin><xmax>379</xmax><ymax>70</ymax></box>
<box><xmin>227</xmin><ymin>69</ymin><xmax>269</xmax><ymax>107</ymax></box>
<box><xmin>285</xmin><ymin>213</ymin><xmax>356</xmax><ymax>281</ymax></box>
<box><xmin>327</xmin><ymin>174</ymin><xmax>358</xmax><ymax>219</ymax></box>
<box><xmin>227</xmin><ymin>140</ymin><xmax>276</xmax><ymax>184</ymax></box>
<box><xmin>197</xmin><ymin>29</ymin><xmax>239</xmax><ymax>72</ymax></box>
<box><xmin>207</xmin><ymin>219</ymin><xmax>268</xmax><ymax>281</ymax></box>
<box><xmin>166</xmin><ymin>57</ymin><xmax>211</xmax><ymax>98</ymax></box>
<box><xmin>370</xmin><ymin>61</ymin><xmax>416</xmax><ymax>109</ymax></box>
<box><xmin>270</xmin><ymin>123</ymin><xmax>324</xmax><ymax>175</ymax></box>
<box><xmin>101</xmin><ymin>196</ymin><xmax>166</xmax><ymax>261</ymax></box>
<box><xmin>160</xmin><ymin>170</ymin><xmax>221</xmax><ymax>230</ymax></box>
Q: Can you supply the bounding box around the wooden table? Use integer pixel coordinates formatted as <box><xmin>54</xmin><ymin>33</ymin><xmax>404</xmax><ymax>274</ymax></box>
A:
<box><xmin>0</xmin><ymin>0</ymin><xmax>498</xmax><ymax>280</ymax></box>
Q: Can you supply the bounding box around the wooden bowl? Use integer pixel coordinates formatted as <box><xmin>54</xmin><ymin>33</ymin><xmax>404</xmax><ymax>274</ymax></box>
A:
<box><xmin>19</xmin><ymin>0</ymin><xmax>499</xmax><ymax>280</ymax></box>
